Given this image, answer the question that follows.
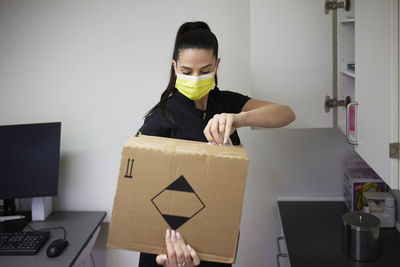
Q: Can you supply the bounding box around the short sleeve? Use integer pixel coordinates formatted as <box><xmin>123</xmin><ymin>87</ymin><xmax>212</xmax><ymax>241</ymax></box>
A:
<box><xmin>138</xmin><ymin>109</ymin><xmax>172</xmax><ymax>137</ymax></box>
<box><xmin>220</xmin><ymin>91</ymin><xmax>251</xmax><ymax>113</ymax></box>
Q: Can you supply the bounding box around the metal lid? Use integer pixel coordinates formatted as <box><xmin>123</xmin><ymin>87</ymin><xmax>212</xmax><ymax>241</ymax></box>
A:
<box><xmin>342</xmin><ymin>211</ymin><xmax>380</xmax><ymax>231</ymax></box>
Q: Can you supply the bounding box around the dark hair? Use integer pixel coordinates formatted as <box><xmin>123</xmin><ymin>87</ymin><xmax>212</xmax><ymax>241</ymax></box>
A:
<box><xmin>145</xmin><ymin>21</ymin><xmax>219</xmax><ymax>124</ymax></box>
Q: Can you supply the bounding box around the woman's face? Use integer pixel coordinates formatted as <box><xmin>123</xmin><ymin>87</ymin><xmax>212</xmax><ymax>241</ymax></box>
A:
<box><xmin>173</xmin><ymin>48</ymin><xmax>220</xmax><ymax>76</ymax></box>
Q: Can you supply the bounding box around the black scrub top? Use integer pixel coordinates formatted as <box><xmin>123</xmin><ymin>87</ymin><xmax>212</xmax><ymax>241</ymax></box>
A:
<box><xmin>138</xmin><ymin>86</ymin><xmax>250</xmax><ymax>267</ymax></box>
<box><xmin>139</xmin><ymin>87</ymin><xmax>250</xmax><ymax>145</ymax></box>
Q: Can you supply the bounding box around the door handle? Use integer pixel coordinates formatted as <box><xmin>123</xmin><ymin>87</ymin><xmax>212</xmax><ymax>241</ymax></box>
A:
<box><xmin>276</xmin><ymin>236</ymin><xmax>288</xmax><ymax>267</ymax></box>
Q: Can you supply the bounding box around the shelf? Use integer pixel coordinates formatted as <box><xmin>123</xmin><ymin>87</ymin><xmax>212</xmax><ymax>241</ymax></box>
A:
<box><xmin>340</xmin><ymin>69</ymin><xmax>355</xmax><ymax>78</ymax></box>
<box><xmin>340</xmin><ymin>18</ymin><xmax>355</xmax><ymax>23</ymax></box>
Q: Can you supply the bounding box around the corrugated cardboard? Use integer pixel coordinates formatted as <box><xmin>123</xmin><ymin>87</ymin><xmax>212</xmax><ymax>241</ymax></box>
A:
<box><xmin>107</xmin><ymin>134</ymin><xmax>249</xmax><ymax>263</ymax></box>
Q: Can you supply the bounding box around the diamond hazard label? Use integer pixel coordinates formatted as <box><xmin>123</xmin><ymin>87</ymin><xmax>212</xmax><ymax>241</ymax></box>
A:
<box><xmin>151</xmin><ymin>175</ymin><xmax>205</xmax><ymax>230</ymax></box>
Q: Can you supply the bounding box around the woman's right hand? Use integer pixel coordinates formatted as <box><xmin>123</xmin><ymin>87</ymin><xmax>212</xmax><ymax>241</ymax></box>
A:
<box><xmin>156</xmin><ymin>229</ymin><xmax>201</xmax><ymax>267</ymax></box>
<box><xmin>203</xmin><ymin>113</ymin><xmax>241</xmax><ymax>145</ymax></box>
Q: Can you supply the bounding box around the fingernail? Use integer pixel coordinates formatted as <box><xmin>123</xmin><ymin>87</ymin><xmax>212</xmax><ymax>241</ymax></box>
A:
<box><xmin>161</xmin><ymin>254</ymin><xmax>167</xmax><ymax>261</ymax></box>
<box><xmin>176</xmin><ymin>232</ymin><xmax>182</xmax><ymax>240</ymax></box>
<box><xmin>171</xmin><ymin>230</ymin><xmax>176</xmax><ymax>240</ymax></box>
<box><xmin>187</xmin><ymin>244</ymin><xmax>193</xmax><ymax>251</ymax></box>
<box><xmin>166</xmin><ymin>229</ymin><xmax>170</xmax><ymax>238</ymax></box>
<box><xmin>223</xmin><ymin>137</ymin><xmax>227</xmax><ymax>144</ymax></box>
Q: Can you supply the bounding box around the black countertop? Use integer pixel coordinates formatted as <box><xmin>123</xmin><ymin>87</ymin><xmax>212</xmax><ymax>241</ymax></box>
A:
<box><xmin>278</xmin><ymin>201</ymin><xmax>400</xmax><ymax>267</ymax></box>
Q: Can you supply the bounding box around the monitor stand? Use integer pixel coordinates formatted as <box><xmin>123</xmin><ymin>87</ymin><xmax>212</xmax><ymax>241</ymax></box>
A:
<box><xmin>31</xmin><ymin>197</ymin><xmax>52</xmax><ymax>221</ymax></box>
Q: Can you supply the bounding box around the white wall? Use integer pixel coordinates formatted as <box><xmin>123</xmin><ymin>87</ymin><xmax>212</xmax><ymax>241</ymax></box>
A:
<box><xmin>0</xmin><ymin>1</ymin><xmax>355</xmax><ymax>266</ymax></box>
<box><xmin>0</xmin><ymin>0</ymin><xmax>250</xmax><ymax>213</ymax></box>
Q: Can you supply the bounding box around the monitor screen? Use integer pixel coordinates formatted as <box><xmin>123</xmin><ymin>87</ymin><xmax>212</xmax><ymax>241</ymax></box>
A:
<box><xmin>0</xmin><ymin>122</ymin><xmax>61</xmax><ymax>199</ymax></box>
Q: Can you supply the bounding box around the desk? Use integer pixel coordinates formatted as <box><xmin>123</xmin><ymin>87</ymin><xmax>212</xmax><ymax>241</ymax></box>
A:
<box><xmin>278</xmin><ymin>201</ymin><xmax>400</xmax><ymax>267</ymax></box>
<box><xmin>0</xmin><ymin>211</ymin><xmax>106</xmax><ymax>267</ymax></box>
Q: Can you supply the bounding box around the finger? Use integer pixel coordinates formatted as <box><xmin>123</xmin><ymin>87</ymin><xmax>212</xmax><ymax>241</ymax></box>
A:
<box><xmin>156</xmin><ymin>254</ymin><xmax>168</xmax><ymax>266</ymax></box>
<box><xmin>224</xmin><ymin>115</ymin><xmax>233</xmax><ymax>145</ymax></box>
<box><xmin>218</xmin><ymin>115</ymin><xmax>226</xmax><ymax>134</ymax></box>
<box><xmin>176</xmin><ymin>232</ymin><xmax>192</xmax><ymax>265</ymax></box>
<box><xmin>165</xmin><ymin>229</ymin><xmax>176</xmax><ymax>264</ymax></box>
<box><xmin>203</xmin><ymin>120</ymin><xmax>215</xmax><ymax>144</ymax></box>
<box><xmin>187</xmin><ymin>244</ymin><xmax>201</xmax><ymax>266</ymax></box>
<box><xmin>172</xmin><ymin>230</ymin><xmax>185</xmax><ymax>266</ymax></box>
<box><xmin>210</xmin><ymin>117</ymin><xmax>223</xmax><ymax>145</ymax></box>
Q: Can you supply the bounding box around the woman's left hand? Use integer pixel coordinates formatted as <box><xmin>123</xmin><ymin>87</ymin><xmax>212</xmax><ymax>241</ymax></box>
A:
<box><xmin>156</xmin><ymin>229</ymin><xmax>201</xmax><ymax>267</ymax></box>
<box><xmin>203</xmin><ymin>113</ymin><xmax>243</xmax><ymax>145</ymax></box>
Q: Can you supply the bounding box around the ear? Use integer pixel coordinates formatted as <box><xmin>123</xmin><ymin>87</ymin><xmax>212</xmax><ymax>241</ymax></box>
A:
<box><xmin>215</xmin><ymin>58</ymin><xmax>221</xmax><ymax>73</ymax></box>
<box><xmin>172</xmin><ymin>60</ymin><xmax>177</xmax><ymax>76</ymax></box>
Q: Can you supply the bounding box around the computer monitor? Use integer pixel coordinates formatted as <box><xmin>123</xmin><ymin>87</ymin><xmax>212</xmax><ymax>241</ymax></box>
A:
<box><xmin>0</xmin><ymin>122</ymin><xmax>61</xmax><ymax>215</ymax></box>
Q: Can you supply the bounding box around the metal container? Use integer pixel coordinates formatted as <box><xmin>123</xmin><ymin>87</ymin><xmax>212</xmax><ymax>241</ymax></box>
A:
<box><xmin>342</xmin><ymin>211</ymin><xmax>380</xmax><ymax>261</ymax></box>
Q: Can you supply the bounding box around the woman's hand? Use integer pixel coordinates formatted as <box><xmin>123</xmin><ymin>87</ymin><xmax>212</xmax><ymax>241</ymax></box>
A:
<box><xmin>203</xmin><ymin>100</ymin><xmax>296</xmax><ymax>145</ymax></box>
<box><xmin>156</xmin><ymin>229</ymin><xmax>200</xmax><ymax>267</ymax></box>
<box><xmin>203</xmin><ymin>113</ymin><xmax>244</xmax><ymax>145</ymax></box>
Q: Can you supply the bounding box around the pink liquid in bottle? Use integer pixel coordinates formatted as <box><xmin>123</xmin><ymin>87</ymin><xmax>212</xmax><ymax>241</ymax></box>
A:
<box><xmin>349</xmin><ymin>105</ymin><xmax>355</xmax><ymax>131</ymax></box>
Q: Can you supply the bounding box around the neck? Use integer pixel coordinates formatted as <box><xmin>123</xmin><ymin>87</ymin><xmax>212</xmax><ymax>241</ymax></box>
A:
<box><xmin>194</xmin><ymin>94</ymin><xmax>208</xmax><ymax>111</ymax></box>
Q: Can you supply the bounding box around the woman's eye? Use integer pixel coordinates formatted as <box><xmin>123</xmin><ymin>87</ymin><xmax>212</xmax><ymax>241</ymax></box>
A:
<box><xmin>183</xmin><ymin>72</ymin><xmax>191</xmax><ymax>75</ymax></box>
<box><xmin>201</xmin><ymin>71</ymin><xmax>211</xmax><ymax>74</ymax></box>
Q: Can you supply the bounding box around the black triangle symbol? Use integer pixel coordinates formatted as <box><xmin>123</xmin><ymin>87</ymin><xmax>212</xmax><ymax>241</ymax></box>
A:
<box><xmin>162</xmin><ymin>214</ymin><xmax>191</xmax><ymax>230</ymax></box>
<box><xmin>166</xmin><ymin>175</ymin><xmax>194</xmax><ymax>193</ymax></box>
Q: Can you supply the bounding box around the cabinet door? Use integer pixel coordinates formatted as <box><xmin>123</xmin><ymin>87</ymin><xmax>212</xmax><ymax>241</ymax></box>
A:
<box><xmin>251</xmin><ymin>0</ymin><xmax>333</xmax><ymax>128</ymax></box>
<box><xmin>355</xmin><ymin>0</ymin><xmax>399</xmax><ymax>188</ymax></box>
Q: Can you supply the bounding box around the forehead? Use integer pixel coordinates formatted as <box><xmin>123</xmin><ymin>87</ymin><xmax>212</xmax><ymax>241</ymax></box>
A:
<box><xmin>177</xmin><ymin>48</ymin><xmax>215</xmax><ymax>67</ymax></box>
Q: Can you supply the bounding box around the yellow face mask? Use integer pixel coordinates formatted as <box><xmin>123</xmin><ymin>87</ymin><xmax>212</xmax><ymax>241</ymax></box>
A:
<box><xmin>175</xmin><ymin>72</ymin><xmax>215</xmax><ymax>100</ymax></box>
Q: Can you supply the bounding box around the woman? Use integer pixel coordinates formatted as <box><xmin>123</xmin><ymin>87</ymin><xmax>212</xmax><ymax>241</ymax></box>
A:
<box><xmin>138</xmin><ymin>21</ymin><xmax>295</xmax><ymax>267</ymax></box>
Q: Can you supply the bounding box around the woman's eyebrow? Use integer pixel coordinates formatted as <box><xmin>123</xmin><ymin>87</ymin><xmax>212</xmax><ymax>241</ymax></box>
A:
<box><xmin>179</xmin><ymin>64</ymin><xmax>212</xmax><ymax>70</ymax></box>
<box><xmin>201</xmin><ymin>64</ymin><xmax>212</xmax><ymax>69</ymax></box>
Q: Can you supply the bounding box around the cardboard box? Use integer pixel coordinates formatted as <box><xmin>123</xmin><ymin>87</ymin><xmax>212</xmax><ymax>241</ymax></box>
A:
<box><xmin>344</xmin><ymin>168</ymin><xmax>388</xmax><ymax>211</ymax></box>
<box><xmin>107</xmin><ymin>135</ymin><xmax>249</xmax><ymax>263</ymax></box>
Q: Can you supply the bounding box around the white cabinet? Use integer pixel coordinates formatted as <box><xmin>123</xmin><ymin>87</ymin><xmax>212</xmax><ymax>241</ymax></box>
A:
<box><xmin>251</xmin><ymin>0</ymin><xmax>400</xmax><ymax>189</ymax></box>
<box><xmin>336</xmin><ymin>0</ymin><xmax>355</xmax><ymax>134</ymax></box>
<box><xmin>340</xmin><ymin>0</ymin><xmax>399</xmax><ymax>189</ymax></box>
<box><xmin>354</xmin><ymin>0</ymin><xmax>399</xmax><ymax>189</ymax></box>
<box><xmin>251</xmin><ymin>0</ymin><xmax>333</xmax><ymax>128</ymax></box>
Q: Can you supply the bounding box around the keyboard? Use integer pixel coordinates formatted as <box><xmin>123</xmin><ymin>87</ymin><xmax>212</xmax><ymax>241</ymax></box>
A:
<box><xmin>0</xmin><ymin>231</ymin><xmax>50</xmax><ymax>255</ymax></box>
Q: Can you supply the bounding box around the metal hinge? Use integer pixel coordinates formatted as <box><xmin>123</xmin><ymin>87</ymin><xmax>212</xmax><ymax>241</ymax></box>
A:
<box><xmin>324</xmin><ymin>95</ymin><xmax>351</xmax><ymax>112</ymax></box>
<box><xmin>390</xmin><ymin>143</ymin><xmax>399</xmax><ymax>159</ymax></box>
<box><xmin>324</xmin><ymin>0</ymin><xmax>351</xmax><ymax>14</ymax></box>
